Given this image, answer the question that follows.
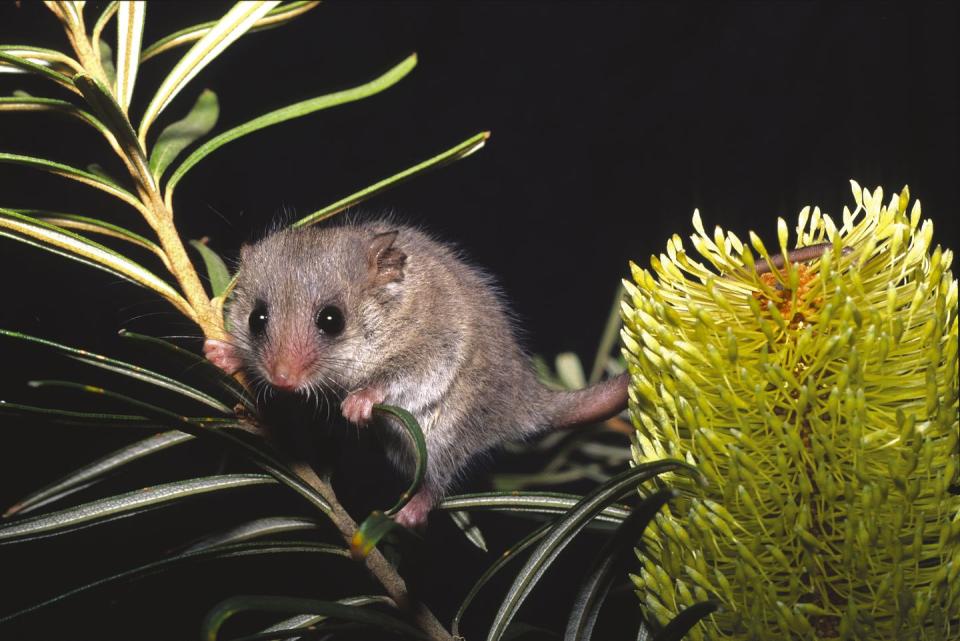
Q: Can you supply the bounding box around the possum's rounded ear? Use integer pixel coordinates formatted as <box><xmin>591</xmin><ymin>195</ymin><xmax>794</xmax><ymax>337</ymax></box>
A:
<box><xmin>368</xmin><ymin>230</ymin><xmax>406</xmax><ymax>283</ymax></box>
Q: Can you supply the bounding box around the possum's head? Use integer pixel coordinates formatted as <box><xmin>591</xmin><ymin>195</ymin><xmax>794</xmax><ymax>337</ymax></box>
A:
<box><xmin>227</xmin><ymin>224</ymin><xmax>407</xmax><ymax>395</ymax></box>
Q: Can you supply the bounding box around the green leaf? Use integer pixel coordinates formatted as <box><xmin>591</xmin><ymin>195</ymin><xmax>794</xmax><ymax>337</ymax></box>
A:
<box><xmin>190</xmin><ymin>237</ymin><xmax>232</xmax><ymax>297</ymax></box>
<box><xmin>0</xmin><ymin>50</ymin><xmax>78</xmax><ymax>93</ymax></box>
<box><xmin>0</xmin><ymin>328</ymin><xmax>233</xmax><ymax>414</ymax></box>
<box><xmin>564</xmin><ymin>489</ymin><xmax>676</xmax><ymax>641</ymax></box>
<box><xmin>0</xmin><ymin>154</ymin><xmax>150</xmax><ymax>218</ymax></box>
<box><xmin>26</xmin><ymin>380</ymin><xmax>332</xmax><ymax>517</ymax></box>
<box><xmin>141</xmin><ymin>2</ymin><xmax>321</xmax><ymax>62</ymax></box>
<box><xmin>449</xmin><ymin>510</ymin><xmax>488</xmax><ymax>552</ymax></box>
<box><xmin>117</xmin><ymin>329</ymin><xmax>253</xmax><ymax>412</ymax></box>
<box><xmin>97</xmin><ymin>39</ymin><xmax>117</xmax><ymax>89</ymax></box>
<box><xmin>73</xmin><ymin>73</ymin><xmax>155</xmax><ymax>191</ymax></box>
<box><xmin>589</xmin><ymin>283</ymin><xmax>626</xmax><ymax>384</ymax></box>
<box><xmin>373</xmin><ymin>404</ymin><xmax>426</xmax><ymax>516</ymax></box>
<box><xmin>164</xmin><ymin>53</ymin><xmax>418</xmax><ymax>206</ymax></box>
<box><xmin>203</xmin><ymin>596</ymin><xmax>430</xmax><ymax>641</ymax></box>
<box><xmin>487</xmin><ymin>460</ymin><xmax>700</xmax><ymax>641</ymax></box>
<box><xmin>555</xmin><ymin>353</ymin><xmax>586</xmax><ymax>390</ymax></box>
<box><xmin>149</xmin><ymin>89</ymin><xmax>219</xmax><ymax>179</ymax></box>
<box><xmin>114</xmin><ymin>1</ymin><xmax>145</xmax><ymax>111</ymax></box>
<box><xmin>350</xmin><ymin>511</ymin><xmax>397</xmax><ymax>560</ymax></box>
<box><xmin>0</xmin><ymin>474</ymin><xmax>275</xmax><ymax>544</ymax></box>
<box><xmin>16</xmin><ymin>209</ymin><xmax>167</xmax><ymax>263</ymax></box>
<box><xmin>439</xmin><ymin>492</ymin><xmax>632</xmax><ymax>527</ymax></box>
<box><xmin>138</xmin><ymin>1</ymin><xmax>281</xmax><ymax>144</ymax></box>
<box><xmin>0</xmin><ymin>399</ymin><xmax>201</xmax><ymax>429</ymax></box>
<box><xmin>0</xmin><ymin>541</ymin><xmax>346</xmax><ymax>624</ymax></box>
<box><xmin>0</xmin><ymin>96</ymin><xmax>109</xmax><ymax>135</ymax></box>
<box><xmin>4</xmin><ymin>430</ymin><xmax>194</xmax><ymax>518</ymax></box>
<box><xmin>252</xmin><ymin>596</ymin><xmax>397</xmax><ymax>641</ymax></box>
<box><xmin>293</xmin><ymin>131</ymin><xmax>489</xmax><ymax>228</ymax></box>
<box><xmin>0</xmin><ymin>45</ymin><xmax>83</xmax><ymax>75</ymax></box>
<box><xmin>92</xmin><ymin>3</ymin><xmax>120</xmax><ymax>54</ymax></box>
<box><xmin>184</xmin><ymin>516</ymin><xmax>321</xmax><ymax>553</ymax></box>
<box><xmin>651</xmin><ymin>601</ymin><xmax>720</xmax><ymax>641</ymax></box>
<box><xmin>0</xmin><ymin>208</ymin><xmax>193</xmax><ymax>318</ymax></box>
<box><xmin>116</xmin><ymin>329</ymin><xmax>253</xmax><ymax>412</ymax></box>
<box><xmin>452</xmin><ymin>523</ymin><xmax>550</xmax><ymax>638</ymax></box>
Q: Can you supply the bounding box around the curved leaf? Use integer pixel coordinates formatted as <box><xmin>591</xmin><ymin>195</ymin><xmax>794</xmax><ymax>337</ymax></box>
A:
<box><xmin>0</xmin><ymin>50</ymin><xmax>77</xmax><ymax>93</ymax></box>
<box><xmin>651</xmin><ymin>601</ymin><xmax>720</xmax><ymax>641</ymax></box>
<box><xmin>138</xmin><ymin>1</ymin><xmax>281</xmax><ymax>144</ymax></box>
<box><xmin>487</xmin><ymin>460</ymin><xmax>700</xmax><ymax>641</ymax></box>
<box><xmin>116</xmin><ymin>329</ymin><xmax>254</xmax><ymax>412</ymax></box>
<box><xmin>4</xmin><ymin>430</ymin><xmax>194</xmax><ymax>518</ymax></box>
<box><xmin>0</xmin><ymin>209</ymin><xmax>193</xmax><ymax>318</ymax></box>
<box><xmin>73</xmin><ymin>73</ymin><xmax>156</xmax><ymax>192</ymax></box>
<box><xmin>91</xmin><ymin>2</ymin><xmax>119</xmax><ymax>54</ymax></box>
<box><xmin>0</xmin><ymin>96</ymin><xmax>110</xmax><ymax>136</ymax></box>
<box><xmin>0</xmin><ymin>329</ymin><xmax>232</xmax><ymax>413</ymax></box>
<box><xmin>150</xmin><ymin>89</ymin><xmax>219</xmax><ymax>179</ymax></box>
<box><xmin>439</xmin><ymin>492</ymin><xmax>632</xmax><ymax>526</ymax></box>
<box><xmin>252</xmin><ymin>596</ymin><xmax>397</xmax><ymax>641</ymax></box>
<box><xmin>0</xmin><ymin>399</ymin><xmax>193</xmax><ymax>428</ymax></box>
<box><xmin>564</xmin><ymin>489</ymin><xmax>676</xmax><ymax>641</ymax></box>
<box><xmin>184</xmin><ymin>516</ymin><xmax>321</xmax><ymax>553</ymax></box>
<box><xmin>350</xmin><ymin>511</ymin><xmax>396</xmax><ymax>561</ymax></box>
<box><xmin>164</xmin><ymin>54</ymin><xmax>418</xmax><ymax>206</ymax></box>
<box><xmin>589</xmin><ymin>282</ymin><xmax>626</xmax><ymax>385</ymax></box>
<box><xmin>452</xmin><ymin>523</ymin><xmax>551</xmax><ymax>638</ymax></box>
<box><xmin>141</xmin><ymin>2</ymin><xmax>321</xmax><ymax>62</ymax></box>
<box><xmin>26</xmin><ymin>380</ymin><xmax>332</xmax><ymax>517</ymax></box>
<box><xmin>373</xmin><ymin>404</ymin><xmax>426</xmax><ymax>516</ymax></box>
<box><xmin>0</xmin><ymin>45</ymin><xmax>83</xmax><ymax>75</ymax></box>
<box><xmin>0</xmin><ymin>154</ymin><xmax>150</xmax><ymax>217</ymax></box>
<box><xmin>190</xmin><ymin>237</ymin><xmax>232</xmax><ymax>297</ymax></box>
<box><xmin>0</xmin><ymin>474</ymin><xmax>276</xmax><ymax>544</ymax></box>
<box><xmin>293</xmin><ymin>131</ymin><xmax>489</xmax><ymax>228</ymax></box>
<box><xmin>203</xmin><ymin>595</ymin><xmax>429</xmax><ymax>641</ymax></box>
<box><xmin>16</xmin><ymin>210</ymin><xmax>169</xmax><ymax>265</ymax></box>
<box><xmin>114</xmin><ymin>1</ymin><xmax>145</xmax><ymax>111</ymax></box>
<box><xmin>0</xmin><ymin>541</ymin><xmax>346</xmax><ymax>624</ymax></box>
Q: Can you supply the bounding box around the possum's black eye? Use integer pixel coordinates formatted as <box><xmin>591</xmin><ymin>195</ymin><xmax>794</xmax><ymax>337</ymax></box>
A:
<box><xmin>249</xmin><ymin>301</ymin><xmax>269</xmax><ymax>337</ymax></box>
<box><xmin>316</xmin><ymin>305</ymin><xmax>345</xmax><ymax>336</ymax></box>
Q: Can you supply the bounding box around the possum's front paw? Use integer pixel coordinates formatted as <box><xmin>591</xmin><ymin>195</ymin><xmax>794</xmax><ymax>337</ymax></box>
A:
<box><xmin>203</xmin><ymin>338</ymin><xmax>243</xmax><ymax>375</ymax></box>
<box><xmin>341</xmin><ymin>386</ymin><xmax>385</xmax><ymax>425</ymax></box>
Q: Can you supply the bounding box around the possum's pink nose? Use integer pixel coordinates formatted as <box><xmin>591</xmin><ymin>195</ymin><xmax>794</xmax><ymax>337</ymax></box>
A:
<box><xmin>268</xmin><ymin>357</ymin><xmax>310</xmax><ymax>391</ymax></box>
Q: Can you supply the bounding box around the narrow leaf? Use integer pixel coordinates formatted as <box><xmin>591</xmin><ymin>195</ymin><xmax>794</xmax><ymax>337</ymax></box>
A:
<box><xmin>0</xmin><ymin>50</ymin><xmax>78</xmax><ymax>93</ymax></box>
<box><xmin>0</xmin><ymin>399</ymin><xmax>185</xmax><ymax>428</ymax></box>
<box><xmin>253</xmin><ymin>596</ymin><xmax>396</xmax><ymax>641</ymax></box>
<box><xmin>116</xmin><ymin>329</ymin><xmax>253</xmax><ymax>412</ymax></box>
<box><xmin>350</xmin><ymin>511</ymin><xmax>396</xmax><ymax>560</ymax></box>
<box><xmin>0</xmin><ymin>329</ymin><xmax>230</xmax><ymax>413</ymax></box>
<box><xmin>651</xmin><ymin>601</ymin><xmax>720</xmax><ymax>641</ymax></box>
<box><xmin>0</xmin><ymin>541</ymin><xmax>346</xmax><ymax>624</ymax></box>
<box><xmin>12</xmin><ymin>209</ymin><xmax>167</xmax><ymax>264</ymax></box>
<box><xmin>0</xmin><ymin>154</ymin><xmax>151</xmax><ymax>218</ymax></box>
<box><xmin>5</xmin><ymin>430</ymin><xmax>194</xmax><ymax>518</ymax></box>
<box><xmin>0</xmin><ymin>208</ymin><xmax>193</xmax><ymax>318</ymax></box>
<box><xmin>0</xmin><ymin>96</ymin><xmax>109</xmax><ymax>136</ymax></box>
<box><xmin>452</xmin><ymin>523</ymin><xmax>550</xmax><ymax>638</ymax></box>
<box><xmin>138</xmin><ymin>1</ymin><xmax>280</xmax><ymax>144</ymax></box>
<box><xmin>449</xmin><ymin>510</ymin><xmax>488</xmax><ymax>552</ymax></box>
<box><xmin>92</xmin><ymin>3</ymin><xmax>120</xmax><ymax>53</ymax></box>
<box><xmin>439</xmin><ymin>492</ymin><xmax>632</xmax><ymax>526</ymax></box>
<box><xmin>590</xmin><ymin>283</ymin><xmax>626</xmax><ymax>384</ymax></box>
<box><xmin>487</xmin><ymin>461</ymin><xmax>699</xmax><ymax>641</ymax></box>
<box><xmin>165</xmin><ymin>54</ymin><xmax>417</xmax><ymax>206</ymax></box>
<box><xmin>203</xmin><ymin>596</ymin><xmax>429</xmax><ymax>641</ymax></box>
<box><xmin>293</xmin><ymin>131</ymin><xmax>489</xmax><ymax>228</ymax></box>
<box><xmin>374</xmin><ymin>404</ymin><xmax>426</xmax><ymax>516</ymax></box>
<box><xmin>114</xmin><ymin>1</ymin><xmax>145</xmax><ymax>111</ymax></box>
<box><xmin>184</xmin><ymin>516</ymin><xmax>321</xmax><ymax>553</ymax></box>
<box><xmin>141</xmin><ymin>2</ymin><xmax>321</xmax><ymax>62</ymax></box>
<box><xmin>26</xmin><ymin>380</ymin><xmax>332</xmax><ymax>517</ymax></box>
<box><xmin>0</xmin><ymin>45</ymin><xmax>83</xmax><ymax>75</ymax></box>
<box><xmin>564</xmin><ymin>489</ymin><xmax>676</xmax><ymax>641</ymax></box>
<box><xmin>0</xmin><ymin>474</ymin><xmax>275</xmax><ymax>544</ymax></box>
<box><xmin>149</xmin><ymin>89</ymin><xmax>219</xmax><ymax>179</ymax></box>
<box><xmin>190</xmin><ymin>237</ymin><xmax>232</xmax><ymax>297</ymax></box>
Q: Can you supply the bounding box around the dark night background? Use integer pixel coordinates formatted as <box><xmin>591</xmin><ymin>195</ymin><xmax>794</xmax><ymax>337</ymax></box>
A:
<box><xmin>0</xmin><ymin>2</ymin><xmax>956</xmax><ymax>639</ymax></box>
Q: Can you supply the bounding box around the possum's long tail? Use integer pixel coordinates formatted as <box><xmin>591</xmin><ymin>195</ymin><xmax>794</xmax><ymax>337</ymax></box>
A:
<box><xmin>550</xmin><ymin>372</ymin><xmax>629</xmax><ymax>429</ymax></box>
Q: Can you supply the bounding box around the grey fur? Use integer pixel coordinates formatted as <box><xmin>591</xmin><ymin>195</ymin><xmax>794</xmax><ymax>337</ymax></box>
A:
<box><xmin>226</xmin><ymin>220</ymin><xmax>627</xmax><ymax>517</ymax></box>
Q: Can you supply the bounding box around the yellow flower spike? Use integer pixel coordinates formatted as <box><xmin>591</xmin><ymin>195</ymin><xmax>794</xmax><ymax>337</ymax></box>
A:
<box><xmin>624</xmin><ymin>183</ymin><xmax>959</xmax><ymax>639</ymax></box>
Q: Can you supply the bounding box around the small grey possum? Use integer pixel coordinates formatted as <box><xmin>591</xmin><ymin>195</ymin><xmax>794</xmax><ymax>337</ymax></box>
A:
<box><xmin>204</xmin><ymin>220</ymin><xmax>628</xmax><ymax>528</ymax></box>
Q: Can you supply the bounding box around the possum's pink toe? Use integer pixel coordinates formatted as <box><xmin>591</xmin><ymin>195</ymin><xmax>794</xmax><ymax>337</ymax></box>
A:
<box><xmin>393</xmin><ymin>491</ymin><xmax>434</xmax><ymax>530</ymax></box>
<box><xmin>203</xmin><ymin>338</ymin><xmax>242</xmax><ymax>375</ymax></box>
<box><xmin>341</xmin><ymin>387</ymin><xmax>384</xmax><ymax>425</ymax></box>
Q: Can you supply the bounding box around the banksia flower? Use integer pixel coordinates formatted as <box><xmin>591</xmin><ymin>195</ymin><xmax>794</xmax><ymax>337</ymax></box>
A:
<box><xmin>622</xmin><ymin>182</ymin><xmax>958</xmax><ymax>640</ymax></box>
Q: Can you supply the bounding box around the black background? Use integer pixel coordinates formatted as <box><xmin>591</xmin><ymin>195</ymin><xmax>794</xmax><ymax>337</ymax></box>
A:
<box><xmin>0</xmin><ymin>2</ymin><xmax>956</xmax><ymax>639</ymax></box>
